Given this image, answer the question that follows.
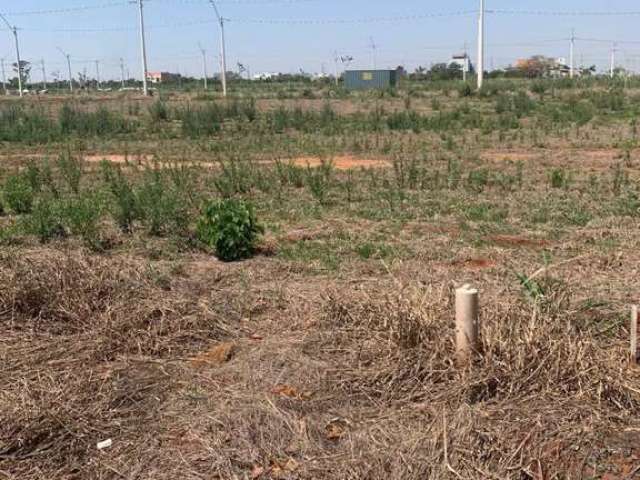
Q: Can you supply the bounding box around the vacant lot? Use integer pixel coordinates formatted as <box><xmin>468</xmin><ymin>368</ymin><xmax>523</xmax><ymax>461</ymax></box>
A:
<box><xmin>1</xmin><ymin>78</ymin><xmax>640</xmax><ymax>479</ymax></box>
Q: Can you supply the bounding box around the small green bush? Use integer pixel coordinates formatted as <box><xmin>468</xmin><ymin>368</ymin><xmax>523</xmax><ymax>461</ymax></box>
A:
<box><xmin>3</xmin><ymin>173</ymin><xmax>34</xmax><ymax>214</ymax></box>
<box><xmin>61</xmin><ymin>192</ymin><xmax>104</xmax><ymax>249</ymax></box>
<box><xmin>57</xmin><ymin>151</ymin><xmax>84</xmax><ymax>194</ymax></box>
<box><xmin>197</xmin><ymin>198</ymin><xmax>263</xmax><ymax>262</ymax></box>
<box><xmin>137</xmin><ymin>167</ymin><xmax>189</xmax><ymax>236</ymax></box>
<box><xmin>149</xmin><ymin>100</ymin><xmax>170</xmax><ymax>122</ymax></box>
<box><xmin>101</xmin><ymin>161</ymin><xmax>139</xmax><ymax>233</ymax></box>
<box><xmin>21</xmin><ymin>194</ymin><xmax>65</xmax><ymax>243</ymax></box>
<box><xmin>549</xmin><ymin>168</ymin><xmax>569</xmax><ymax>189</ymax></box>
<box><xmin>458</xmin><ymin>83</ymin><xmax>473</xmax><ymax>98</ymax></box>
<box><xmin>305</xmin><ymin>160</ymin><xmax>333</xmax><ymax>205</ymax></box>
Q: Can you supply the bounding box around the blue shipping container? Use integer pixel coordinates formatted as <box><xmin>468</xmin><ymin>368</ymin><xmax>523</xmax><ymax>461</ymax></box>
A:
<box><xmin>344</xmin><ymin>70</ymin><xmax>398</xmax><ymax>90</ymax></box>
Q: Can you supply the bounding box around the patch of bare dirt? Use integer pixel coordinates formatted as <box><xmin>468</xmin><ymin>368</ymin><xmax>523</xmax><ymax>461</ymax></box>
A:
<box><xmin>289</xmin><ymin>155</ymin><xmax>390</xmax><ymax>170</ymax></box>
<box><xmin>450</xmin><ymin>257</ymin><xmax>496</xmax><ymax>269</ymax></box>
<box><xmin>482</xmin><ymin>148</ymin><xmax>638</xmax><ymax>170</ymax></box>
<box><xmin>488</xmin><ymin>234</ymin><xmax>550</xmax><ymax>248</ymax></box>
<box><xmin>482</xmin><ymin>150</ymin><xmax>540</xmax><ymax>163</ymax></box>
<box><xmin>190</xmin><ymin>342</ymin><xmax>236</xmax><ymax>367</ymax></box>
<box><xmin>83</xmin><ymin>154</ymin><xmax>154</xmax><ymax>165</ymax></box>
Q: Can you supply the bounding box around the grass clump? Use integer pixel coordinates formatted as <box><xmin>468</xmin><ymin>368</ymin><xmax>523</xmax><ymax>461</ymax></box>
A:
<box><xmin>197</xmin><ymin>198</ymin><xmax>263</xmax><ymax>262</ymax></box>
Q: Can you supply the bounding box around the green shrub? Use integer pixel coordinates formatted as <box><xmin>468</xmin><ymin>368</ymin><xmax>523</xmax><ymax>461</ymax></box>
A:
<box><xmin>531</xmin><ymin>81</ymin><xmax>547</xmax><ymax>95</ymax></box>
<box><xmin>149</xmin><ymin>100</ymin><xmax>170</xmax><ymax>122</ymax></box>
<box><xmin>59</xmin><ymin>104</ymin><xmax>133</xmax><ymax>137</ymax></box>
<box><xmin>275</xmin><ymin>160</ymin><xmax>305</xmax><ymax>188</ymax></box>
<box><xmin>101</xmin><ymin>160</ymin><xmax>139</xmax><ymax>233</ymax></box>
<box><xmin>24</xmin><ymin>161</ymin><xmax>44</xmax><ymax>192</ymax></box>
<box><xmin>458</xmin><ymin>83</ymin><xmax>473</xmax><ymax>98</ymax></box>
<box><xmin>3</xmin><ymin>173</ymin><xmax>34</xmax><ymax>213</ymax></box>
<box><xmin>305</xmin><ymin>160</ymin><xmax>333</xmax><ymax>204</ymax></box>
<box><xmin>197</xmin><ymin>198</ymin><xmax>263</xmax><ymax>262</ymax></box>
<box><xmin>57</xmin><ymin>151</ymin><xmax>84</xmax><ymax>193</ymax></box>
<box><xmin>21</xmin><ymin>194</ymin><xmax>65</xmax><ymax>243</ymax></box>
<box><xmin>466</xmin><ymin>169</ymin><xmax>490</xmax><ymax>193</ymax></box>
<box><xmin>61</xmin><ymin>192</ymin><xmax>104</xmax><ymax>249</ymax></box>
<box><xmin>137</xmin><ymin>167</ymin><xmax>189</xmax><ymax>236</ymax></box>
<box><xmin>0</xmin><ymin>104</ymin><xmax>59</xmax><ymax>144</ymax></box>
<box><xmin>549</xmin><ymin>168</ymin><xmax>569</xmax><ymax>189</ymax></box>
<box><xmin>214</xmin><ymin>159</ymin><xmax>255</xmax><ymax>197</ymax></box>
<box><xmin>178</xmin><ymin>104</ymin><xmax>222</xmax><ymax>138</ymax></box>
<box><xmin>613</xmin><ymin>189</ymin><xmax>640</xmax><ymax>217</ymax></box>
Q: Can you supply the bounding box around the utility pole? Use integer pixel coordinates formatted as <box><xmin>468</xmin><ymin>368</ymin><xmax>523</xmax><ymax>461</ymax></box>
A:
<box><xmin>1</xmin><ymin>58</ymin><xmax>6</xmax><ymax>94</ymax></box>
<box><xmin>95</xmin><ymin>60</ymin><xmax>100</xmax><ymax>90</ymax></box>
<box><xmin>477</xmin><ymin>0</ymin><xmax>485</xmax><ymax>89</ymax></box>
<box><xmin>369</xmin><ymin>37</ymin><xmax>377</xmax><ymax>69</ymax></box>
<box><xmin>120</xmin><ymin>57</ymin><xmax>126</xmax><ymax>89</ymax></box>
<box><xmin>333</xmin><ymin>51</ymin><xmax>339</xmax><ymax>86</ymax></box>
<box><xmin>199</xmin><ymin>43</ymin><xmax>208</xmax><ymax>90</ymax></box>
<box><xmin>57</xmin><ymin>47</ymin><xmax>73</xmax><ymax>93</ymax></box>
<box><xmin>137</xmin><ymin>0</ymin><xmax>149</xmax><ymax>96</ymax></box>
<box><xmin>41</xmin><ymin>59</ymin><xmax>46</xmax><ymax>91</ymax></box>
<box><xmin>0</xmin><ymin>13</ymin><xmax>23</xmax><ymax>97</ymax></box>
<box><xmin>209</xmin><ymin>1</ymin><xmax>227</xmax><ymax>97</ymax></box>
<box><xmin>611</xmin><ymin>43</ymin><xmax>617</xmax><ymax>79</ymax></box>
<box><xmin>463</xmin><ymin>41</ymin><xmax>468</xmax><ymax>82</ymax></box>
<box><xmin>569</xmin><ymin>29</ymin><xmax>575</xmax><ymax>79</ymax></box>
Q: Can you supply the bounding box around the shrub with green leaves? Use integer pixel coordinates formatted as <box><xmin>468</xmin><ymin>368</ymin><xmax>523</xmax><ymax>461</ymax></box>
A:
<box><xmin>101</xmin><ymin>161</ymin><xmax>139</xmax><ymax>233</ymax></box>
<box><xmin>61</xmin><ymin>192</ymin><xmax>104</xmax><ymax>249</ymax></box>
<box><xmin>21</xmin><ymin>194</ymin><xmax>65</xmax><ymax>243</ymax></box>
<box><xmin>149</xmin><ymin>100</ymin><xmax>170</xmax><ymax>122</ymax></box>
<box><xmin>3</xmin><ymin>173</ymin><xmax>34</xmax><ymax>214</ymax></box>
<box><xmin>305</xmin><ymin>160</ymin><xmax>333</xmax><ymax>205</ymax></box>
<box><xmin>57</xmin><ymin>151</ymin><xmax>83</xmax><ymax>194</ymax></box>
<box><xmin>137</xmin><ymin>167</ymin><xmax>189</xmax><ymax>236</ymax></box>
<box><xmin>549</xmin><ymin>168</ymin><xmax>569</xmax><ymax>189</ymax></box>
<box><xmin>197</xmin><ymin>198</ymin><xmax>263</xmax><ymax>262</ymax></box>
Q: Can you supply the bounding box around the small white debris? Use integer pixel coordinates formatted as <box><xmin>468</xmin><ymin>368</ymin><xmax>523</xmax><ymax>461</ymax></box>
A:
<box><xmin>97</xmin><ymin>439</ymin><xmax>112</xmax><ymax>450</ymax></box>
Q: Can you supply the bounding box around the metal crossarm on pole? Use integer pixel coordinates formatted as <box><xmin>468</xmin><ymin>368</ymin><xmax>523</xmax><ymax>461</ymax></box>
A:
<box><xmin>209</xmin><ymin>1</ymin><xmax>228</xmax><ymax>97</ymax></box>
<box><xmin>0</xmin><ymin>12</ymin><xmax>23</xmax><ymax>97</ymax></box>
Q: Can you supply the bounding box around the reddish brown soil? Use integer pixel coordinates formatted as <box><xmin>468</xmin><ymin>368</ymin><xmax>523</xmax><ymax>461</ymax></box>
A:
<box><xmin>451</xmin><ymin>257</ymin><xmax>496</xmax><ymax>269</ymax></box>
<box><xmin>488</xmin><ymin>234</ymin><xmax>550</xmax><ymax>248</ymax></box>
<box><xmin>289</xmin><ymin>155</ymin><xmax>390</xmax><ymax>170</ymax></box>
<box><xmin>189</xmin><ymin>342</ymin><xmax>235</xmax><ymax>367</ymax></box>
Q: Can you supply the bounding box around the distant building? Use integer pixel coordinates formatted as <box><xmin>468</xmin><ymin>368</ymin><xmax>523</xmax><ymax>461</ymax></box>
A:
<box><xmin>449</xmin><ymin>53</ymin><xmax>472</xmax><ymax>73</ymax></box>
<box><xmin>252</xmin><ymin>72</ymin><xmax>278</xmax><ymax>80</ymax></box>
<box><xmin>344</xmin><ymin>70</ymin><xmax>398</xmax><ymax>90</ymax></box>
<box><xmin>514</xmin><ymin>56</ymin><xmax>578</xmax><ymax>78</ymax></box>
<box><xmin>549</xmin><ymin>58</ymin><xmax>576</xmax><ymax>78</ymax></box>
<box><xmin>146</xmin><ymin>72</ymin><xmax>182</xmax><ymax>84</ymax></box>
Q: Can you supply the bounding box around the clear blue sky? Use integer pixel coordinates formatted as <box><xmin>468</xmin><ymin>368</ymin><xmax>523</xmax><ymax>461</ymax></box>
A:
<box><xmin>2</xmin><ymin>0</ymin><xmax>640</xmax><ymax>81</ymax></box>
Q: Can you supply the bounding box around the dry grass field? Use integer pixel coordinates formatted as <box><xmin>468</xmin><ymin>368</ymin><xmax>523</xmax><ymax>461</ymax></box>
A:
<box><xmin>1</xmin><ymin>78</ymin><xmax>640</xmax><ymax>479</ymax></box>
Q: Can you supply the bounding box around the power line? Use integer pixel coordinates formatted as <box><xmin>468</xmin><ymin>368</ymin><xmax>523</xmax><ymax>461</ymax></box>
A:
<box><xmin>19</xmin><ymin>10</ymin><xmax>477</xmax><ymax>32</ymax></box>
<box><xmin>229</xmin><ymin>11</ymin><xmax>477</xmax><ymax>24</ymax></box>
<box><xmin>490</xmin><ymin>9</ymin><xmax>640</xmax><ymax>16</ymax></box>
<box><xmin>575</xmin><ymin>37</ymin><xmax>640</xmax><ymax>45</ymax></box>
<box><xmin>154</xmin><ymin>0</ymin><xmax>320</xmax><ymax>4</ymax></box>
<box><xmin>6</xmin><ymin>2</ymin><xmax>128</xmax><ymax>16</ymax></box>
